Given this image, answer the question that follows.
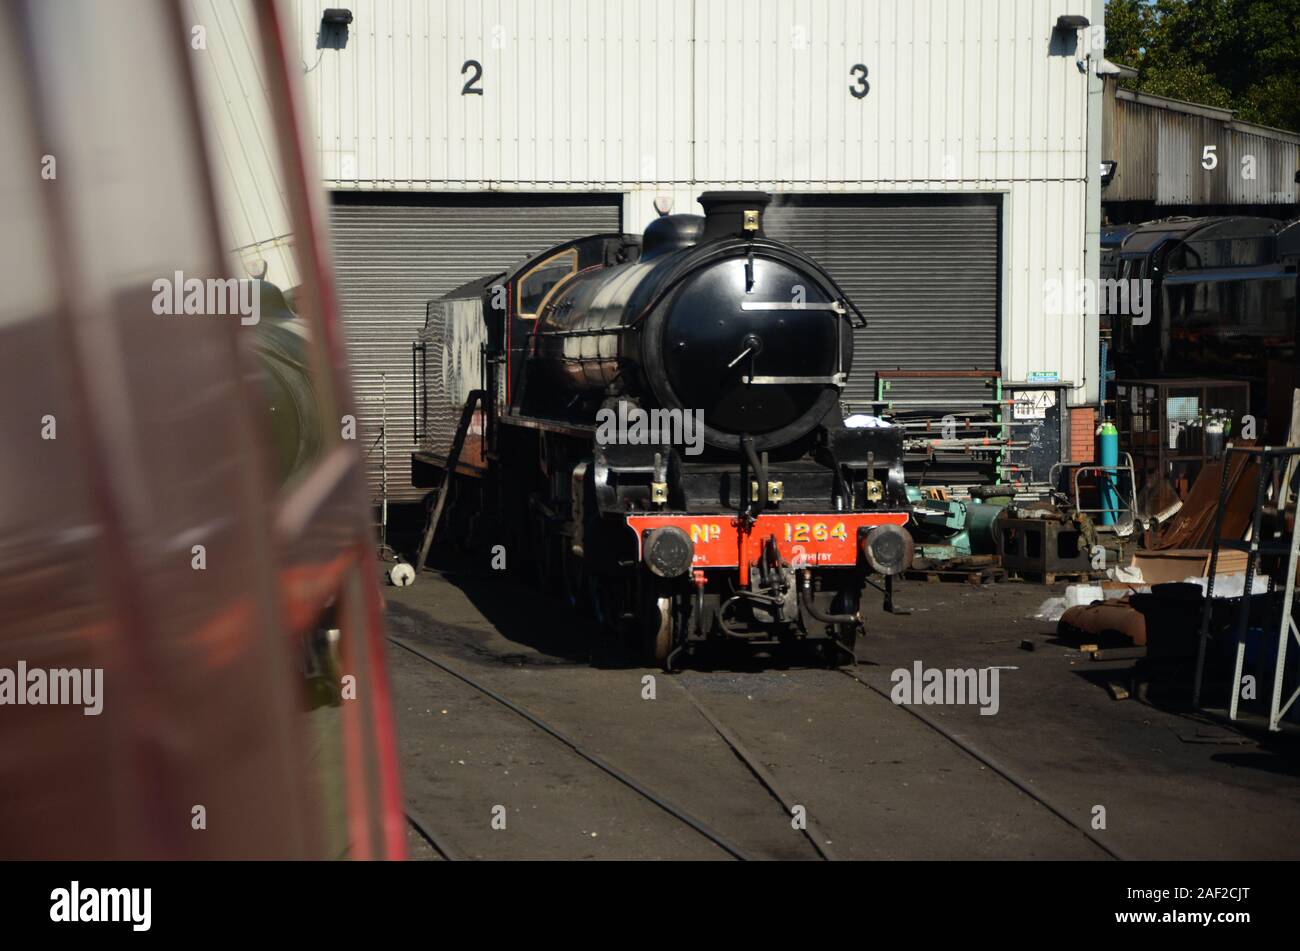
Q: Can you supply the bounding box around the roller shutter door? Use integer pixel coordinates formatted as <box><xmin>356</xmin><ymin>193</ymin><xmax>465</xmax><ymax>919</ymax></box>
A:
<box><xmin>764</xmin><ymin>195</ymin><xmax>1002</xmax><ymax>411</ymax></box>
<box><xmin>330</xmin><ymin>193</ymin><xmax>622</xmax><ymax>503</ymax></box>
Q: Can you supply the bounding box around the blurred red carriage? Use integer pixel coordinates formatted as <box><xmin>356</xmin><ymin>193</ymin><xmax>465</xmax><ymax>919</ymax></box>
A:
<box><xmin>0</xmin><ymin>0</ymin><xmax>403</xmax><ymax>859</ymax></box>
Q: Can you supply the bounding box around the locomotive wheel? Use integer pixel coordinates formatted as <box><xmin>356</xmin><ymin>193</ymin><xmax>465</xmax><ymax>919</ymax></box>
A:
<box><xmin>560</xmin><ymin>538</ymin><xmax>590</xmax><ymax>616</ymax></box>
<box><xmin>531</xmin><ymin>541</ymin><xmax>551</xmax><ymax>593</ymax></box>
<box><xmin>827</xmin><ymin>623</ymin><xmax>859</xmax><ymax>666</ymax></box>
<box><xmin>528</xmin><ymin>510</ymin><xmax>557</xmax><ymax>595</ymax></box>
<box><xmin>639</xmin><ymin>588</ymin><xmax>677</xmax><ymax>669</ymax></box>
<box><xmin>822</xmin><ymin>589</ymin><xmax>861</xmax><ymax>666</ymax></box>
<box><xmin>646</xmin><ymin>596</ymin><xmax>674</xmax><ymax>668</ymax></box>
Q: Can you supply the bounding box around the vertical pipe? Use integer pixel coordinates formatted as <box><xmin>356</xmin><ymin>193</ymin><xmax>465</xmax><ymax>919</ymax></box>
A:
<box><xmin>1084</xmin><ymin>0</ymin><xmax>1105</xmax><ymax>407</ymax></box>
<box><xmin>997</xmin><ymin>376</ymin><xmax>1007</xmax><ymax>484</ymax></box>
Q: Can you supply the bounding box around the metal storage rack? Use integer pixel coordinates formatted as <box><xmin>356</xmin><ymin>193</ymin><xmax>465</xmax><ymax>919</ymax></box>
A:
<box><xmin>869</xmin><ymin>371</ymin><xmax>1056</xmax><ymax>492</ymax></box>
<box><xmin>1113</xmin><ymin>378</ymin><xmax>1250</xmax><ymax>502</ymax></box>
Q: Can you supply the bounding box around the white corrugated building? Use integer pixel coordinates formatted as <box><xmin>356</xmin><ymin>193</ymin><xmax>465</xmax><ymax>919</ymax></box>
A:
<box><xmin>196</xmin><ymin>0</ymin><xmax>1108</xmax><ymax>500</ymax></box>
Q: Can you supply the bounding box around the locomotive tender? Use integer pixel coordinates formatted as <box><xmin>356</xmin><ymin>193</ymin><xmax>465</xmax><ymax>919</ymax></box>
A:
<box><xmin>413</xmin><ymin>191</ymin><xmax>913</xmax><ymax>667</ymax></box>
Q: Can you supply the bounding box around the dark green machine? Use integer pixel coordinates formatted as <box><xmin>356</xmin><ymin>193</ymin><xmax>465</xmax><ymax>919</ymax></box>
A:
<box><xmin>906</xmin><ymin>486</ymin><xmax>1014</xmax><ymax>564</ymax></box>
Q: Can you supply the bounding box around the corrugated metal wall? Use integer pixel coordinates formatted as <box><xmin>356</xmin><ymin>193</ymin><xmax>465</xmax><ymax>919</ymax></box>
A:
<box><xmin>417</xmin><ymin>296</ymin><xmax>489</xmax><ymax>464</ymax></box>
<box><xmin>295</xmin><ymin>0</ymin><xmax>1091</xmax><ymax>191</ymax></box>
<box><xmin>1104</xmin><ymin>86</ymin><xmax>1300</xmax><ymax>207</ymax></box>
<box><xmin>286</xmin><ymin>0</ymin><xmax>1097</xmax><ymax>406</ymax></box>
<box><xmin>298</xmin><ymin>0</ymin><xmax>695</xmax><ymax>187</ymax></box>
<box><xmin>329</xmin><ymin>195</ymin><xmax>621</xmax><ymax>503</ymax></box>
<box><xmin>764</xmin><ymin>195</ymin><xmax>1001</xmax><ymax>407</ymax></box>
<box><xmin>691</xmin><ymin>0</ymin><xmax>1088</xmax><ymax>187</ymax></box>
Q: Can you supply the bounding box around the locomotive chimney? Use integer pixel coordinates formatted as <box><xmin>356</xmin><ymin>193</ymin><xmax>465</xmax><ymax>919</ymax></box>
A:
<box><xmin>698</xmin><ymin>191</ymin><xmax>772</xmax><ymax>241</ymax></box>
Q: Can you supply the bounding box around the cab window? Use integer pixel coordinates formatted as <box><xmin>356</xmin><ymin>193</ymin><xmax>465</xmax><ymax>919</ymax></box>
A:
<box><xmin>516</xmin><ymin>249</ymin><xmax>578</xmax><ymax>318</ymax></box>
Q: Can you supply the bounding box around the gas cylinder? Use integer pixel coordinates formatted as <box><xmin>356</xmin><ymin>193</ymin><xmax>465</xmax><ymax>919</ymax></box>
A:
<box><xmin>1098</xmin><ymin>421</ymin><xmax>1120</xmax><ymax>526</ymax></box>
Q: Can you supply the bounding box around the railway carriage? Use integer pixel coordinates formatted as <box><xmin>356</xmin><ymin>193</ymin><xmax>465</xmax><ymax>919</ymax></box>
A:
<box><xmin>413</xmin><ymin>192</ymin><xmax>913</xmax><ymax>667</ymax></box>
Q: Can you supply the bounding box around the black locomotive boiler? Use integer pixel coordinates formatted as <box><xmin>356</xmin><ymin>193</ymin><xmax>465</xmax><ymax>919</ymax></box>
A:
<box><xmin>412</xmin><ymin>192</ymin><xmax>913</xmax><ymax>667</ymax></box>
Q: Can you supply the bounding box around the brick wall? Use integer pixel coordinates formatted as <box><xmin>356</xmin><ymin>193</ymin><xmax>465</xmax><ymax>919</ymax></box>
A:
<box><xmin>1070</xmin><ymin>406</ymin><xmax>1096</xmax><ymax>463</ymax></box>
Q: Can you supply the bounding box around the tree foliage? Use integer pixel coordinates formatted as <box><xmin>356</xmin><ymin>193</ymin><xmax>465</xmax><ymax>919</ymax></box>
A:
<box><xmin>1105</xmin><ymin>0</ymin><xmax>1300</xmax><ymax>132</ymax></box>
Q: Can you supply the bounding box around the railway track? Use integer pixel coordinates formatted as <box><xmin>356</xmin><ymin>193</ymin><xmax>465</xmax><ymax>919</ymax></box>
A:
<box><xmin>390</xmin><ymin>623</ymin><xmax>1125</xmax><ymax>861</ymax></box>
<box><xmin>389</xmin><ymin>636</ymin><xmax>772</xmax><ymax>861</ymax></box>
<box><xmin>836</xmin><ymin>667</ymin><xmax>1131</xmax><ymax>861</ymax></box>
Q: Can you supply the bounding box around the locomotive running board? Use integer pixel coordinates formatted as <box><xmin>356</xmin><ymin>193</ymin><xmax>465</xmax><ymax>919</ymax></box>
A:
<box><xmin>739</xmin><ymin>302</ymin><xmax>846</xmax><ymax>312</ymax></box>
<box><xmin>741</xmin><ymin>374</ymin><xmax>846</xmax><ymax>385</ymax></box>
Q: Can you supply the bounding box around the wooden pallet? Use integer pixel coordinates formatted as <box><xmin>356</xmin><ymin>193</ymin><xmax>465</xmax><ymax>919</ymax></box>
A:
<box><xmin>905</xmin><ymin>565</ymin><xmax>1007</xmax><ymax>586</ymax></box>
<box><xmin>1007</xmin><ymin>568</ymin><xmax>1102</xmax><ymax>585</ymax></box>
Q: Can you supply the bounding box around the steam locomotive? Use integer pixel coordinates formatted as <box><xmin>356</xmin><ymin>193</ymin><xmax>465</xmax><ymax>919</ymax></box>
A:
<box><xmin>413</xmin><ymin>192</ymin><xmax>913</xmax><ymax>667</ymax></box>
